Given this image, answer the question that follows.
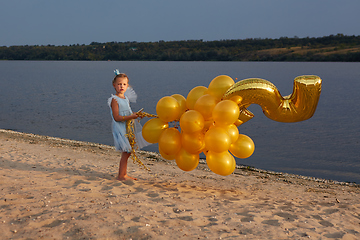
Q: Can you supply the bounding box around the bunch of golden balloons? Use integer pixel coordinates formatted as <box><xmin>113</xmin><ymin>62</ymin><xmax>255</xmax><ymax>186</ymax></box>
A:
<box><xmin>142</xmin><ymin>75</ymin><xmax>254</xmax><ymax>176</ymax></box>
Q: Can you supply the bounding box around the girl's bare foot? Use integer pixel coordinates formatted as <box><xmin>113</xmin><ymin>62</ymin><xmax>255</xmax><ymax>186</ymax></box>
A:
<box><xmin>116</xmin><ymin>174</ymin><xmax>137</xmax><ymax>181</ymax></box>
<box><xmin>126</xmin><ymin>175</ymin><xmax>137</xmax><ymax>180</ymax></box>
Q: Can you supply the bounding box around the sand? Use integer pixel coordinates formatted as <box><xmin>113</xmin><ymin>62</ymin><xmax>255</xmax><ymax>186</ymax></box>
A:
<box><xmin>0</xmin><ymin>129</ymin><xmax>359</xmax><ymax>240</ymax></box>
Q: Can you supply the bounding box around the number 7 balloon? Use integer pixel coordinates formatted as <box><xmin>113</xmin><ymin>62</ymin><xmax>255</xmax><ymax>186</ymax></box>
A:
<box><xmin>222</xmin><ymin>75</ymin><xmax>322</xmax><ymax>124</ymax></box>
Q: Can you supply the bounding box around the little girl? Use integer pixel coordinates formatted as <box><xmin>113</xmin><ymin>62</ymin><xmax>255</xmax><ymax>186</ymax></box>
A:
<box><xmin>108</xmin><ymin>70</ymin><xmax>150</xmax><ymax>180</ymax></box>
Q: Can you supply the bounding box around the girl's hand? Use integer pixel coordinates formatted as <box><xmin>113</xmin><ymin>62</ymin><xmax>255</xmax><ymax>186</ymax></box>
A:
<box><xmin>130</xmin><ymin>113</ymin><xmax>139</xmax><ymax>119</ymax></box>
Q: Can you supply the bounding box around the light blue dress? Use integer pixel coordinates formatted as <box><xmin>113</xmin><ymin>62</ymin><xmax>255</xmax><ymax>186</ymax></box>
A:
<box><xmin>108</xmin><ymin>91</ymin><xmax>150</xmax><ymax>153</ymax></box>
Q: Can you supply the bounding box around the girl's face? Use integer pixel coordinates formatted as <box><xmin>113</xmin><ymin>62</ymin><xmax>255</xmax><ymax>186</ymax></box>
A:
<box><xmin>113</xmin><ymin>77</ymin><xmax>129</xmax><ymax>96</ymax></box>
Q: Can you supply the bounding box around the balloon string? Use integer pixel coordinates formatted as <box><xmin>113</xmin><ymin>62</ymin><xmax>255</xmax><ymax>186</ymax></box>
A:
<box><xmin>137</xmin><ymin>111</ymin><xmax>158</xmax><ymax>118</ymax></box>
<box><xmin>126</xmin><ymin>110</ymin><xmax>157</xmax><ymax>172</ymax></box>
<box><xmin>126</xmin><ymin>119</ymin><xmax>150</xmax><ymax>171</ymax></box>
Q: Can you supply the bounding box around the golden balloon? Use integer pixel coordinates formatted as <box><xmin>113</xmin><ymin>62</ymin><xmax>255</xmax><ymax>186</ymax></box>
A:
<box><xmin>206</xmin><ymin>150</ymin><xmax>236</xmax><ymax>176</ymax></box>
<box><xmin>222</xmin><ymin>124</ymin><xmax>239</xmax><ymax>143</ymax></box>
<box><xmin>229</xmin><ymin>95</ymin><xmax>243</xmax><ymax>105</ymax></box>
<box><xmin>212</xmin><ymin>100</ymin><xmax>240</xmax><ymax>126</ymax></box>
<box><xmin>194</xmin><ymin>94</ymin><xmax>218</xmax><ymax>120</ymax></box>
<box><xmin>229</xmin><ymin>134</ymin><xmax>255</xmax><ymax>159</ymax></box>
<box><xmin>142</xmin><ymin>118</ymin><xmax>169</xmax><ymax>143</ymax></box>
<box><xmin>175</xmin><ymin>148</ymin><xmax>199</xmax><ymax>171</ymax></box>
<box><xmin>179</xmin><ymin>110</ymin><xmax>204</xmax><ymax>133</ymax></box>
<box><xmin>159</xmin><ymin>146</ymin><xmax>176</xmax><ymax>160</ymax></box>
<box><xmin>171</xmin><ymin>94</ymin><xmax>187</xmax><ymax>120</ymax></box>
<box><xmin>207</xmin><ymin>75</ymin><xmax>235</xmax><ymax>101</ymax></box>
<box><xmin>186</xmin><ymin>86</ymin><xmax>208</xmax><ymax>110</ymax></box>
<box><xmin>229</xmin><ymin>155</ymin><xmax>236</xmax><ymax>174</ymax></box>
<box><xmin>156</xmin><ymin>96</ymin><xmax>180</xmax><ymax>122</ymax></box>
<box><xmin>158</xmin><ymin>128</ymin><xmax>181</xmax><ymax>156</ymax></box>
<box><xmin>204</xmin><ymin>126</ymin><xmax>231</xmax><ymax>153</ymax></box>
<box><xmin>181</xmin><ymin>131</ymin><xmax>205</xmax><ymax>154</ymax></box>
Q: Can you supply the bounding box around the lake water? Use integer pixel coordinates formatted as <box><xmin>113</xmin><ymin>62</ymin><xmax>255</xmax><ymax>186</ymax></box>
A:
<box><xmin>1</xmin><ymin>61</ymin><xmax>359</xmax><ymax>184</ymax></box>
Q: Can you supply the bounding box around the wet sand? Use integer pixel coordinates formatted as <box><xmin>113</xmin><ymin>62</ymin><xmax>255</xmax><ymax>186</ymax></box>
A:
<box><xmin>0</xmin><ymin>129</ymin><xmax>359</xmax><ymax>239</ymax></box>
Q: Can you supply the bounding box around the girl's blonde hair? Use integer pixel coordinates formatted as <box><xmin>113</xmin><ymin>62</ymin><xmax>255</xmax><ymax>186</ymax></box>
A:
<box><xmin>113</xmin><ymin>73</ymin><xmax>129</xmax><ymax>84</ymax></box>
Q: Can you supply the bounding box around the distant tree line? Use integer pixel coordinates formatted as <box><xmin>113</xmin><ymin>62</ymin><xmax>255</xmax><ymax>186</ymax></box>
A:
<box><xmin>1</xmin><ymin>34</ymin><xmax>359</xmax><ymax>61</ymax></box>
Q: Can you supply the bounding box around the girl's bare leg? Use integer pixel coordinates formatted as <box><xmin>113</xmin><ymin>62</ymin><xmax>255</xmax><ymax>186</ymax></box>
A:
<box><xmin>117</xmin><ymin>152</ymin><xmax>137</xmax><ymax>181</ymax></box>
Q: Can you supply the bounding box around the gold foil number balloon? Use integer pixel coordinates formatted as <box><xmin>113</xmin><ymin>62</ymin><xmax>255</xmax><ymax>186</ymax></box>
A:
<box><xmin>156</xmin><ymin>96</ymin><xmax>180</xmax><ymax>122</ymax></box>
<box><xmin>222</xmin><ymin>75</ymin><xmax>322</xmax><ymax>123</ymax></box>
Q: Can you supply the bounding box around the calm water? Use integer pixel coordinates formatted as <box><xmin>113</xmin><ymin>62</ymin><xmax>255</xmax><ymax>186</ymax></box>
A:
<box><xmin>1</xmin><ymin>61</ymin><xmax>359</xmax><ymax>183</ymax></box>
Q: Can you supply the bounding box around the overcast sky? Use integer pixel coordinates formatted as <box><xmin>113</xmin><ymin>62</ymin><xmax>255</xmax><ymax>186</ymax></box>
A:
<box><xmin>1</xmin><ymin>0</ymin><xmax>359</xmax><ymax>46</ymax></box>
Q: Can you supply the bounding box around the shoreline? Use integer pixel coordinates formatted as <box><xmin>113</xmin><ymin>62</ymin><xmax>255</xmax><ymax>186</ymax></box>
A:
<box><xmin>1</xmin><ymin>128</ymin><xmax>359</xmax><ymax>239</ymax></box>
<box><xmin>1</xmin><ymin>129</ymin><xmax>358</xmax><ymax>187</ymax></box>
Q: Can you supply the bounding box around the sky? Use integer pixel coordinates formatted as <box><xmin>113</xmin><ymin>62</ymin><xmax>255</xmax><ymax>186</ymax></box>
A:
<box><xmin>1</xmin><ymin>0</ymin><xmax>360</xmax><ymax>46</ymax></box>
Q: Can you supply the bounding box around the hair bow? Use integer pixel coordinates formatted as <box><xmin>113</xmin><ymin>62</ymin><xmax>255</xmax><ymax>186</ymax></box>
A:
<box><xmin>114</xmin><ymin>69</ymin><xmax>121</xmax><ymax>75</ymax></box>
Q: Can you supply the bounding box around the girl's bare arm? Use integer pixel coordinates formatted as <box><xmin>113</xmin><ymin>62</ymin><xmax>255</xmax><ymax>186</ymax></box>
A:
<box><xmin>111</xmin><ymin>98</ymin><xmax>138</xmax><ymax>122</ymax></box>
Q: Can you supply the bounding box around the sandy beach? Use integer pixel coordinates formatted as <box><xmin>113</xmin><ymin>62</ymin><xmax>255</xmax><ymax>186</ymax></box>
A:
<box><xmin>1</xmin><ymin>129</ymin><xmax>359</xmax><ymax>239</ymax></box>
